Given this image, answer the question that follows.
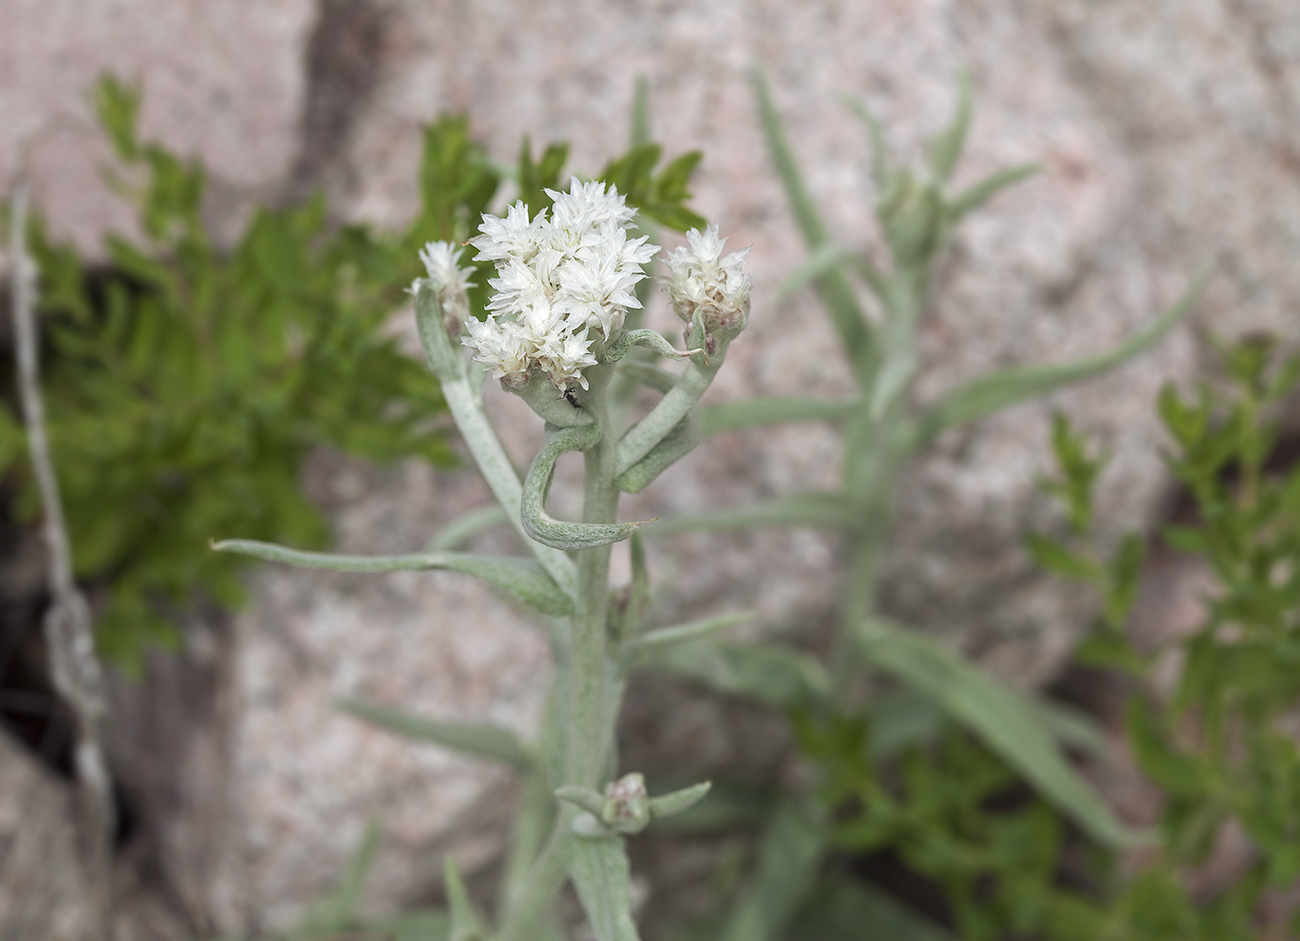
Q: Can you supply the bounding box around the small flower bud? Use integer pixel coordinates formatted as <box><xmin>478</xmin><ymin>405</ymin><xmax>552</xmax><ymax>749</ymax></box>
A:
<box><xmin>665</xmin><ymin>225</ymin><xmax>751</xmax><ymax>344</ymax></box>
<box><xmin>417</xmin><ymin>240</ymin><xmax>476</xmax><ymax>334</ymax></box>
<box><xmin>600</xmin><ymin>772</ymin><xmax>651</xmax><ymax>835</ymax></box>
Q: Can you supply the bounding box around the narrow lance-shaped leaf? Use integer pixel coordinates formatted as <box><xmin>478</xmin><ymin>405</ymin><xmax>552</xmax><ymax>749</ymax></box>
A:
<box><xmin>619</xmin><ymin>610</ymin><xmax>754</xmax><ymax>669</ymax></box>
<box><xmin>754</xmin><ymin>68</ymin><xmax>874</xmax><ymax>381</ymax></box>
<box><xmin>948</xmin><ymin>163</ymin><xmax>1040</xmax><ymax>222</ymax></box>
<box><xmin>445</xmin><ymin>856</ymin><xmax>488</xmax><ymax>941</ymax></box>
<box><xmin>926</xmin><ymin>71</ymin><xmax>973</xmax><ymax>184</ymax></box>
<box><xmin>567</xmin><ymin>835</ymin><xmax>641</xmax><ymax>941</ymax></box>
<box><xmin>427</xmin><ymin>503</ymin><xmax>512</xmax><ymax>551</ymax></box>
<box><xmin>212</xmin><ymin>538</ymin><xmax>572</xmax><ymax>617</ymax></box>
<box><xmin>851</xmin><ymin>619</ymin><xmax>1144</xmax><ymax>848</ymax></box>
<box><xmin>337</xmin><ymin>698</ymin><xmax>535</xmax><ymax>772</ymax></box>
<box><xmin>523</xmin><ymin>423</ymin><xmax>645</xmax><ymax>550</ymax></box>
<box><xmin>615</xmin><ymin>412</ymin><xmax>699</xmax><ymax>494</ymax></box>
<box><xmin>916</xmin><ymin>275</ymin><xmax>1204</xmax><ymax>445</ymax></box>
<box><xmin>648</xmin><ymin>491</ymin><xmax>857</xmax><ymax>535</ymax></box>
<box><xmin>289</xmin><ymin>820</ymin><xmax>383</xmax><ymax>937</ymax></box>
<box><xmin>701</xmin><ymin>396</ymin><xmax>863</xmax><ymax>435</ymax></box>
<box><xmin>633</xmin><ymin>637</ymin><xmax>831</xmax><ymax>710</ymax></box>
<box><xmin>615</xmin><ymin>338</ymin><xmax>728</xmax><ymax>477</ymax></box>
<box><xmin>649</xmin><ymin>781</ymin><xmax>712</xmax><ymax>819</ymax></box>
<box><xmin>720</xmin><ymin>801</ymin><xmax>825</xmax><ymax>941</ymax></box>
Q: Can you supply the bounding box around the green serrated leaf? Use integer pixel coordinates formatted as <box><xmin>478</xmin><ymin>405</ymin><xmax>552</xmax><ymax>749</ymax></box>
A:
<box><xmin>852</xmin><ymin>619</ymin><xmax>1144</xmax><ymax>848</ymax></box>
<box><xmin>337</xmin><ymin>699</ymin><xmax>534</xmax><ymax>771</ymax></box>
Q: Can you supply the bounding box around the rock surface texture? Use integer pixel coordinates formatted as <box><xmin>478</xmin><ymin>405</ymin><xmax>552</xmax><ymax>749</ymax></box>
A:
<box><xmin>3</xmin><ymin>0</ymin><xmax>1300</xmax><ymax>932</ymax></box>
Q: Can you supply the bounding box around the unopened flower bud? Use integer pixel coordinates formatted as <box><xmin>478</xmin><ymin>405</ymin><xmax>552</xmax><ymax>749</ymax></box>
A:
<box><xmin>600</xmin><ymin>772</ymin><xmax>651</xmax><ymax>835</ymax></box>
<box><xmin>417</xmin><ymin>240</ymin><xmax>476</xmax><ymax>334</ymax></box>
<box><xmin>665</xmin><ymin>225</ymin><xmax>751</xmax><ymax>345</ymax></box>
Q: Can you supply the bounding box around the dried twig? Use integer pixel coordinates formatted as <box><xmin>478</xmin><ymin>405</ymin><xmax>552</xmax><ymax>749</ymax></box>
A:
<box><xmin>9</xmin><ymin>176</ymin><xmax>114</xmax><ymax>936</ymax></box>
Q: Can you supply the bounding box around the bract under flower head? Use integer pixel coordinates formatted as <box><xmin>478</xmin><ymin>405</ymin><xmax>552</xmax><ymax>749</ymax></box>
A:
<box><xmin>665</xmin><ymin>224</ymin><xmax>751</xmax><ymax>341</ymax></box>
<box><xmin>464</xmin><ymin>180</ymin><xmax>656</xmax><ymax>390</ymax></box>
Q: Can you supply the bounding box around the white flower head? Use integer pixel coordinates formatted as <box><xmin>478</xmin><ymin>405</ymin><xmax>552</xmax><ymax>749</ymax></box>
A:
<box><xmin>463</xmin><ymin>179</ymin><xmax>656</xmax><ymax>390</ymax></box>
<box><xmin>665</xmin><ymin>225</ymin><xmax>751</xmax><ymax>341</ymax></box>
<box><xmin>417</xmin><ymin>240</ymin><xmax>476</xmax><ymax>322</ymax></box>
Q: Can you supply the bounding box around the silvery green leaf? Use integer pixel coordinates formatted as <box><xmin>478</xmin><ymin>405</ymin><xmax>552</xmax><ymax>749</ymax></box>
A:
<box><xmin>211</xmin><ymin>539</ymin><xmax>572</xmax><ymax>617</ymax></box>
<box><xmin>619</xmin><ymin>611</ymin><xmax>754</xmax><ymax>670</ymax></box>
<box><xmin>287</xmin><ymin>820</ymin><xmax>383</xmax><ymax>937</ymax></box>
<box><xmin>925</xmin><ymin>71</ymin><xmax>973</xmax><ymax>184</ymax></box>
<box><xmin>755</xmin><ymin>68</ymin><xmax>874</xmax><ymax>381</ymax></box>
<box><xmin>555</xmin><ymin>785</ymin><xmax>607</xmax><ymax>818</ymax></box>
<box><xmin>337</xmin><ymin>699</ymin><xmax>534</xmax><ymax>772</ymax></box>
<box><xmin>445</xmin><ymin>856</ymin><xmax>487</xmax><ymax>941</ymax></box>
<box><xmin>523</xmin><ymin>424</ymin><xmax>643</xmax><ymax>550</ymax></box>
<box><xmin>648</xmin><ymin>492</ymin><xmax>856</xmax><ymax>535</ymax></box>
<box><xmin>426</xmin><ymin>503</ymin><xmax>511</xmax><ymax>551</ymax></box>
<box><xmin>916</xmin><ymin>276</ymin><xmax>1202</xmax><ymax>445</ymax></box>
<box><xmin>615</xmin><ymin>412</ymin><xmax>699</xmax><ymax>494</ymax></box>
<box><xmin>778</xmin><ymin>241</ymin><xmax>856</xmax><ymax>298</ymax></box>
<box><xmin>851</xmin><ymin>618</ymin><xmax>1143</xmax><ymax>848</ymax></box>
<box><xmin>700</xmin><ymin>396</ymin><xmax>861</xmax><ymax>436</ymax></box>
<box><xmin>567</xmin><ymin>834</ymin><xmax>641</xmax><ymax>941</ymax></box>
<box><xmin>615</xmin><ymin>340</ymin><xmax>727</xmax><ymax>477</ymax></box>
<box><xmin>648</xmin><ymin>781</ymin><xmax>711</xmax><ymax>818</ymax></box>
<box><xmin>633</xmin><ymin>637</ymin><xmax>830</xmax><ymax>709</ymax></box>
<box><xmin>616</xmin><ymin>361</ymin><xmax>677</xmax><ymax>394</ymax></box>
<box><xmin>948</xmin><ymin>163</ymin><xmax>1040</xmax><ymax>222</ymax></box>
<box><xmin>719</xmin><ymin>802</ymin><xmax>824</xmax><ymax>941</ymax></box>
<box><xmin>840</xmin><ymin>94</ymin><xmax>891</xmax><ymax>190</ymax></box>
<box><xmin>605</xmin><ymin>328</ymin><xmax>696</xmax><ymax>363</ymax></box>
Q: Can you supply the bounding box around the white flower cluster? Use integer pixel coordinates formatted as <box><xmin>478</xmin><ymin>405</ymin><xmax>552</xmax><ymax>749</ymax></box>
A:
<box><xmin>665</xmin><ymin>225</ymin><xmax>752</xmax><ymax>339</ymax></box>
<box><xmin>462</xmin><ymin>180</ymin><xmax>657</xmax><ymax>390</ymax></box>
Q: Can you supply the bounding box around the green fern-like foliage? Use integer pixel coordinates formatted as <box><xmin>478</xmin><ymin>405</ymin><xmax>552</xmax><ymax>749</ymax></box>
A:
<box><xmin>11</xmin><ymin>76</ymin><xmax>480</xmax><ymax>672</ymax></box>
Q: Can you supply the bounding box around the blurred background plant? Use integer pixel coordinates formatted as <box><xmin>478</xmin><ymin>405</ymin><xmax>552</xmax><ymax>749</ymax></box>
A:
<box><xmin>628</xmin><ymin>73</ymin><xmax>1200</xmax><ymax>941</ymax></box>
<box><xmin>4</xmin><ymin>75</ymin><xmax>481</xmax><ymax>671</ymax></box>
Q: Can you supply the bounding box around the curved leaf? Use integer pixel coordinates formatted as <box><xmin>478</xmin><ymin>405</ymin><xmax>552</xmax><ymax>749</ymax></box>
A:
<box><xmin>212</xmin><ymin>538</ymin><xmax>572</xmax><ymax>616</ymax></box>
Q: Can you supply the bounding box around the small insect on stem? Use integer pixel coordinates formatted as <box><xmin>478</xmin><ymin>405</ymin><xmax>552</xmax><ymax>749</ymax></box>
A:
<box><xmin>563</xmin><ymin>388</ymin><xmax>582</xmax><ymax>409</ymax></box>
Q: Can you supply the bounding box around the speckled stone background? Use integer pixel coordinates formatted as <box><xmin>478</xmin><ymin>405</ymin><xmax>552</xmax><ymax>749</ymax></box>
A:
<box><xmin>3</xmin><ymin>0</ymin><xmax>1300</xmax><ymax>934</ymax></box>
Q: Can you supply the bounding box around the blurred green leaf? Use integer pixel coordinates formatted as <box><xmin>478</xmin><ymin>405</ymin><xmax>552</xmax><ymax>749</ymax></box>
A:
<box><xmin>918</xmin><ymin>276</ymin><xmax>1201</xmax><ymax>443</ymax></box>
<box><xmin>337</xmin><ymin>699</ymin><xmax>535</xmax><ymax>771</ymax></box>
<box><xmin>852</xmin><ymin>619</ymin><xmax>1142</xmax><ymax>848</ymax></box>
<box><xmin>634</xmin><ymin>636</ymin><xmax>831</xmax><ymax>709</ymax></box>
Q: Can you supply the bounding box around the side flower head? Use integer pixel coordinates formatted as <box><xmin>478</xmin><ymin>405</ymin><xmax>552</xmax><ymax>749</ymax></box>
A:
<box><xmin>416</xmin><ymin>240</ymin><xmax>476</xmax><ymax>332</ymax></box>
<box><xmin>665</xmin><ymin>224</ymin><xmax>751</xmax><ymax>344</ymax></box>
<box><xmin>462</xmin><ymin>179</ymin><xmax>656</xmax><ymax>391</ymax></box>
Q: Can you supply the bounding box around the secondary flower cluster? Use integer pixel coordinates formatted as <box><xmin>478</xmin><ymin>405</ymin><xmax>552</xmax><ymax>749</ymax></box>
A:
<box><xmin>665</xmin><ymin>225</ymin><xmax>752</xmax><ymax>341</ymax></box>
<box><xmin>460</xmin><ymin>179</ymin><xmax>657</xmax><ymax>390</ymax></box>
